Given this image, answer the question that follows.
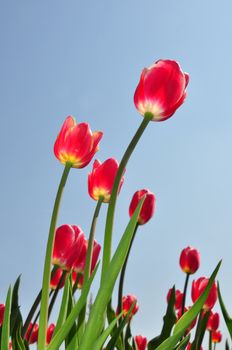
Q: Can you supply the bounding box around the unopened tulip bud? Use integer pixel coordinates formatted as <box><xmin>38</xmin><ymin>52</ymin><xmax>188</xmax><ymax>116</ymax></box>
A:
<box><xmin>207</xmin><ymin>311</ymin><xmax>220</xmax><ymax>331</ymax></box>
<box><xmin>179</xmin><ymin>246</ymin><xmax>200</xmax><ymax>274</ymax></box>
<box><xmin>25</xmin><ymin>323</ymin><xmax>39</xmax><ymax>344</ymax></box>
<box><xmin>46</xmin><ymin>323</ymin><xmax>55</xmax><ymax>344</ymax></box>
<box><xmin>54</xmin><ymin>116</ymin><xmax>103</xmax><ymax>168</ymax></box>
<box><xmin>135</xmin><ymin>335</ymin><xmax>147</xmax><ymax>350</ymax></box>
<box><xmin>129</xmin><ymin>189</ymin><xmax>156</xmax><ymax>225</ymax></box>
<box><xmin>134</xmin><ymin>59</ymin><xmax>189</xmax><ymax>121</ymax></box>
<box><xmin>191</xmin><ymin>277</ymin><xmax>217</xmax><ymax>310</ymax></box>
<box><xmin>88</xmin><ymin>158</ymin><xmax>124</xmax><ymax>203</ymax></box>
<box><xmin>212</xmin><ymin>330</ymin><xmax>222</xmax><ymax>343</ymax></box>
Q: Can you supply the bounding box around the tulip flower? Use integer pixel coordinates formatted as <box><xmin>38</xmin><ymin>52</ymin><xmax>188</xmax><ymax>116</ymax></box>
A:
<box><xmin>179</xmin><ymin>246</ymin><xmax>200</xmax><ymax>274</ymax></box>
<box><xmin>72</xmin><ymin>239</ymin><xmax>101</xmax><ymax>275</ymax></box>
<box><xmin>134</xmin><ymin>59</ymin><xmax>189</xmax><ymax>121</ymax></box>
<box><xmin>25</xmin><ymin>322</ymin><xmax>39</xmax><ymax>344</ymax></box>
<box><xmin>117</xmin><ymin>294</ymin><xmax>139</xmax><ymax>320</ymax></box>
<box><xmin>129</xmin><ymin>189</ymin><xmax>156</xmax><ymax>225</ymax></box>
<box><xmin>191</xmin><ymin>277</ymin><xmax>218</xmax><ymax>310</ymax></box>
<box><xmin>0</xmin><ymin>303</ymin><xmax>5</xmax><ymax>326</ymax></box>
<box><xmin>88</xmin><ymin>158</ymin><xmax>124</xmax><ymax>203</ymax></box>
<box><xmin>207</xmin><ymin>311</ymin><xmax>220</xmax><ymax>331</ymax></box>
<box><xmin>135</xmin><ymin>335</ymin><xmax>147</xmax><ymax>350</ymax></box>
<box><xmin>50</xmin><ymin>268</ymin><xmax>66</xmax><ymax>290</ymax></box>
<box><xmin>54</xmin><ymin>116</ymin><xmax>103</xmax><ymax>168</ymax></box>
<box><xmin>166</xmin><ymin>288</ymin><xmax>183</xmax><ymax>310</ymax></box>
<box><xmin>212</xmin><ymin>330</ymin><xmax>222</xmax><ymax>343</ymax></box>
<box><xmin>52</xmin><ymin>224</ymin><xmax>85</xmax><ymax>270</ymax></box>
<box><xmin>46</xmin><ymin>323</ymin><xmax>55</xmax><ymax>344</ymax></box>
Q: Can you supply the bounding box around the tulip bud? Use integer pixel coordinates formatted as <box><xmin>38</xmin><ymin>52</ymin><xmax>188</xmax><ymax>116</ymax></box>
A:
<box><xmin>207</xmin><ymin>311</ymin><xmax>220</xmax><ymax>331</ymax></box>
<box><xmin>166</xmin><ymin>288</ymin><xmax>183</xmax><ymax>310</ymax></box>
<box><xmin>129</xmin><ymin>189</ymin><xmax>156</xmax><ymax>225</ymax></box>
<box><xmin>54</xmin><ymin>116</ymin><xmax>103</xmax><ymax>168</ymax></box>
<box><xmin>191</xmin><ymin>277</ymin><xmax>218</xmax><ymax>310</ymax></box>
<box><xmin>46</xmin><ymin>323</ymin><xmax>55</xmax><ymax>344</ymax></box>
<box><xmin>179</xmin><ymin>246</ymin><xmax>200</xmax><ymax>274</ymax></box>
<box><xmin>25</xmin><ymin>323</ymin><xmax>39</xmax><ymax>344</ymax></box>
<box><xmin>0</xmin><ymin>304</ymin><xmax>5</xmax><ymax>326</ymax></box>
<box><xmin>117</xmin><ymin>294</ymin><xmax>139</xmax><ymax>320</ymax></box>
<box><xmin>135</xmin><ymin>335</ymin><xmax>147</xmax><ymax>350</ymax></box>
<box><xmin>88</xmin><ymin>158</ymin><xmax>124</xmax><ymax>203</ymax></box>
<box><xmin>134</xmin><ymin>59</ymin><xmax>189</xmax><ymax>121</ymax></box>
<box><xmin>212</xmin><ymin>330</ymin><xmax>222</xmax><ymax>343</ymax></box>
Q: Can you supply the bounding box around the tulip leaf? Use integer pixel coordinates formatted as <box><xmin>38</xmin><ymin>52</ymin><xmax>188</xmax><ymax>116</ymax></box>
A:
<box><xmin>1</xmin><ymin>286</ymin><xmax>12</xmax><ymax>350</ymax></box>
<box><xmin>218</xmin><ymin>282</ymin><xmax>232</xmax><ymax>339</ymax></box>
<box><xmin>53</xmin><ymin>274</ymin><xmax>71</xmax><ymax>337</ymax></box>
<box><xmin>191</xmin><ymin>310</ymin><xmax>210</xmax><ymax>350</ymax></box>
<box><xmin>174</xmin><ymin>334</ymin><xmax>190</xmax><ymax>350</ymax></box>
<box><xmin>156</xmin><ymin>260</ymin><xmax>221</xmax><ymax>350</ymax></box>
<box><xmin>10</xmin><ymin>276</ymin><xmax>23</xmax><ymax>341</ymax></box>
<box><xmin>78</xmin><ymin>197</ymin><xmax>145</xmax><ymax>350</ymax></box>
<box><xmin>148</xmin><ymin>286</ymin><xmax>177</xmax><ymax>350</ymax></box>
<box><xmin>46</xmin><ymin>263</ymin><xmax>98</xmax><ymax>350</ymax></box>
<box><xmin>65</xmin><ymin>275</ymin><xmax>77</xmax><ymax>349</ymax></box>
<box><xmin>93</xmin><ymin>315</ymin><xmax>121</xmax><ymax>350</ymax></box>
<box><xmin>12</xmin><ymin>327</ymin><xmax>28</xmax><ymax>350</ymax></box>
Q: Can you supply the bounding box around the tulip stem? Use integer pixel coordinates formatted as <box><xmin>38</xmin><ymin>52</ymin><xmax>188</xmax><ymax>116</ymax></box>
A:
<box><xmin>101</xmin><ymin>113</ymin><xmax>153</xmax><ymax>284</ymax></box>
<box><xmin>117</xmin><ymin>224</ymin><xmax>139</xmax><ymax>320</ymax></box>
<box><xmin>77</xmin><ymin>197</ymin><xmax>104</xmax><ymax>338</ymax></box>
<box><xmin>181</xmin><ymin>273</ymin><xmax>190</xmax><ymax>316</ymax></box>
<box><xmin>209</xmin><ymin>331</ymin><xmax>212</xmax><ymax>350</ymax></box>
<box><xmin>38</xmin><ymin>162</ymin><xmax>72</xmax><ymax>350</ymax></box>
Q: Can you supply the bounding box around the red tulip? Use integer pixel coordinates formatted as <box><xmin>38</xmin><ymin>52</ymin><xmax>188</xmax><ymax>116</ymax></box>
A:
<box><xmin>117</xmin><ymin>294</ymin><xmax>139</xmax><ymax>320</ymax></box>
<box><xmin>134</xmin><ymin>59</ymin><xmax>189</xmax><ymax>121</ymax></box>
<box><xmin>52</xmin><ymin>224</ymin><xmax>85</xmax><ymax>271</ymax></box>
<box><xmin>54</xmin><ymin>116</ymin><xmax>103</xmax><ymax>168</ymax></box>
<box><xmin>212</xmin><ymin>330</ymin><xmax>222</xmax><ymax>343</ymax></box>
<box><xmin>0</xmin><ymin>304</ymin><xmax>5</xmax><ymax>326</ymax></box>
<box><xmin>207</xmin><ymin>311</ymin><xmax>220</xmax><ymax>331</ymax></box>
<box><xmin>135</xmin><ymin>335</ymin><xmax>147</xmax><ymax>350</ymax></box>
<box><xmin>179</xmin><ymin>246</ymin><xmax>200</xmax><ymax>274</ymax></box>
<box><xmin>50</xmin><ymin>268</ymin><xmax>66</xmax><ymax>290</ymax></box>
<box><xmin>46</xmin><ymin>323</ymin><xmax>55</xmax><ymax>344</ymax></box>
<box><xmin>88</xmin><ymin>158</ymin><xmax>124</xmax><ymax>202</ymax></box>
<box><xmin>191</xmin><ymin>277</ymin><xmax>217</xmax><ymax>310</ymax></box>
<box><xmin>72</xmin><ymin>239</ymin><xmax>101</xmax><ymax>275</ymax></box>
<box><xmin>166</xmin><ymin>289</ymin><xmax>183</xmax><ymax>310</ymax></box>
<box><xmin>129</xmin><ymin>189</ymin><xmax>156</xmax><ymax>225</ymax></box>
<box><xmin>25</xmin><ymin>323</ymin><xmax>39</xmax><ymax>344</ymax></box>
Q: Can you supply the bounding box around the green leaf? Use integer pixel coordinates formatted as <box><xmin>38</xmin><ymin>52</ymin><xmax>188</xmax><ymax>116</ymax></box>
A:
<box><xmin>10</xmin><ymin>276</ymin><xmax>23</xmax><ymax>341</ymax></box>
<box><xmin>53</xmin><ymin>274</ymin><xmax>71</xmax><ymax>337</ymax></box>
<box><xmin>93</xmin><ymin>315</ymin><xmax>120</xmax><ymax>350</ymax></box>
<box><xmin>191</xmin><ymin>310</ymin><xmax>210</xmax><ymax>350</ymax></box>
<box><xmin>1</xmin><ymin>286</ymin><xmax>12</xmax><ymax>350</ymax></box>
<box><xmin>174</xmin><ymin>334</ymin><xmax>190</xmax><ymax>350</ymax></box>
<box><xmin>46</xmin><ymin>263</ymin><xmax>98</xmax><ymax>350</ymax></box>
<box><xmin>218</xmin><ymin>282</ymin><xmax>232</xmax><ymax>339</ymax></box>
<box><xmin>78</xmin><ymin>198</ymin><xmax>145</xmax><ymax>350</ymax></box>
<box><xmin>12</xmin><ymin>326</ymin><xmax>27</xmax><ymax>350</ymax></box>
<box><xmin>156</xmin><ymin>260</ymin><xmax>221</xmax><ymax>350</ymax></box>
<box><xmin>65</xmin><ymin>275</ymin><xmax>77</xmax><ymax>349</ymax></box>
<box><xmin>148</xmin><ymin>286</ymin><xmax>177</xmax><ymax>350</ymax></box>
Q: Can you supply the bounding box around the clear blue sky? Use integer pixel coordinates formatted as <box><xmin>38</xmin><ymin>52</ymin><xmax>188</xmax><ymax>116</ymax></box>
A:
<box><xmin>1</xmin><ymin>1</ymin><xmax>232</xmax><ymax>348</ymax></box>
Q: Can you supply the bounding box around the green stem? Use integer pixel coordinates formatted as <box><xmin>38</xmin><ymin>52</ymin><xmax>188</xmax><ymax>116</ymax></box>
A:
<box><xmin>181</xmin><ymin>273</ymin><xmax>190</xmax><ymax>316</ymax></box>
<box><xmin>209</xmin><ymin>331</ymin><xmax>212</xmax><ymax>350</ymax></box>
<box><xmin>117</xmin><ymin>224</ymin><xmax>138</xmax><ymax>319</ymax></box>
<box><xmin>101</xmin><ymin>113</ymin><xmax>153</xmax><ymax>284</ymax></box>
<box><xmin>77</xmin><ymin>197</ymin><xmax>103</xmax><ymax>337</ymax></box>
<box><xmin>38</xmin><ymin>162</ymin><xmax>72</xmax><ymax>349</ymax></box>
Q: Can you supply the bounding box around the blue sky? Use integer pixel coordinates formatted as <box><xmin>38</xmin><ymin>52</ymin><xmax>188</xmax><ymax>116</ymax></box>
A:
<box><xmin>1</xmin><ymin>1</ymin><xmax>232</xmax><ymax>348</ymax></box>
